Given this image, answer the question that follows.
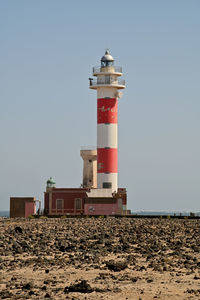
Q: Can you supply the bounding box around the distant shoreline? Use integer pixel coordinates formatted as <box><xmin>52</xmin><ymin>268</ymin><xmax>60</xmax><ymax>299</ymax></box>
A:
<box><xmin>0</xmin><ymin>210</ymin><xmax>200</xmax><ymax>218</ymax></box>
<box><xmin>1</xmin><ymin>210</ymin><xmax>200</xmax><ymax>219</ymax></box>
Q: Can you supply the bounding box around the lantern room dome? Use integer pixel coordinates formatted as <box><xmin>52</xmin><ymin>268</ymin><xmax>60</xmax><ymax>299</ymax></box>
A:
<box><xmin>101</xmin><ymin>50</ymin><xmax>114</xmax><ymax>67</ymax></box>
<box><xmin>101</xmin><ymin>50</ymin><xmax>114</xmax><ymax>62</ymax></box>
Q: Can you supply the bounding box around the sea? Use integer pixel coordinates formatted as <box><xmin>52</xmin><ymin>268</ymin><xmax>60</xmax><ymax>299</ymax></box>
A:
<box><xmin>134</xmin><ymin>211</ymin><xmax>200</xmax><ymax>216</ymax></box>
<box><xmin>0</xmin><ymin>211</ymin><xmax>9</xmax><ymax>217</ymax></box>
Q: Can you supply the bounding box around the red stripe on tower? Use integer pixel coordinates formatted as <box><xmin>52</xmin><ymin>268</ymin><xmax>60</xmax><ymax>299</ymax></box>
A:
<box><xmin>97</xmin><ymin>98</ymin><xmax>118</xmax><ymax>124</ymax></box>
<box><xmin>97</xmin><ymin>148</ymin><xmax>118</xmax><ymax>173</ymax></box>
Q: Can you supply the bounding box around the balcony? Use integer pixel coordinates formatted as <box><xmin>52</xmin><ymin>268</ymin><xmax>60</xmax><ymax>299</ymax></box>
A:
<box><xmin>89</xmin><ymin>78</ymin><xmax>125</xmax><ymax>89</ymax></box>
<box><xmin>93</xmin><ymin>66</ymin><xmax>122</xmax><ymax>75</ymax></box>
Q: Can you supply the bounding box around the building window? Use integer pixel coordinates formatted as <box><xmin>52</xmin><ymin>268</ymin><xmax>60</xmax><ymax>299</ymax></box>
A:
<box><xmin>75</xmin><ymin>198</ymin><xmax>82</xmax><ymax>210</ymax></box>
<box><xmin>56</xmin><ymin>199</ymin><xmax>63</xmax><ymax>210</ymax></box>
<box><xmin>103</xmin><ymin>182</ymin><xmax>112</xmax><ymax>188</ymax></box>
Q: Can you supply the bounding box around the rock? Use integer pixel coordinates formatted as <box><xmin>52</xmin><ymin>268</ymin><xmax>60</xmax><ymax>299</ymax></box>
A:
<box><xmin>15</xmin><ymin>226</ymin><xmax>23</xmax><ymax>234</ymax></box>
<box><xmin>59</xmin><ymin>245</ymin><xmax>66</xmax><ymax>252</ymax></box>
<box><xmin>64</xmin><ymin>280</ymin><xmax>93</xmax><ymax>293</ymax></box>
<box><xmin>105</xmin><ymin>260</ymin><xmax>128</xmax><ymax>272</ymax></box>
<box><xmin>29</xmin><ymin>290</ymin><xmax>34</xmax><ymax>296</ymax></box>
<box><xmin>44</xmin><ymin>293</ymin><xmax>51</xmax><ymax>298</ymax></box>
<box><xmin>0</xmin><ymin>290</ymin><xmax>13</xmax><ymax>299</ymax></box>
<box><xmin>22</xmin><ymin>282</ymin><xmax>33</xmax><ymax>290</ymax></box>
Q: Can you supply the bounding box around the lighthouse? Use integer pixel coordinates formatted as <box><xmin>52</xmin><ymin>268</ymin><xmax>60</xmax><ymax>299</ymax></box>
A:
<box><xmin>44</xmin><ymin>50</ymin><xmax>128</xmax><ymax>217</ymax></box>
<box><xmin>89</xmin><ymin>50</ymin><xmax>125</xmax><ymax>192</ymax></box>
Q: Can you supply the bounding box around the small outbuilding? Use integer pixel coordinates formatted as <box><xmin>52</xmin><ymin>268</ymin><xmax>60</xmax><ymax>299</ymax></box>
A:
<box><xmin>10</xmin><ymin>197</ymin><xmax>36</xmax><ymax>218</ymax></box>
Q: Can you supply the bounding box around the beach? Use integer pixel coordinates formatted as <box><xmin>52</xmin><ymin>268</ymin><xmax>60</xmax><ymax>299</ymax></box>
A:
<box><xmin>0</xmin><ymin>217</ymin><xmax>200</xmax><ymax>299</ymax></box>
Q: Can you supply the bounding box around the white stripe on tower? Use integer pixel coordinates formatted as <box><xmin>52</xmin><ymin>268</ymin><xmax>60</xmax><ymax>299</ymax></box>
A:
<box><xmin>97</xmin><ymin>124</ymin><xmax>118</xmax><ymax>148</ymax></box>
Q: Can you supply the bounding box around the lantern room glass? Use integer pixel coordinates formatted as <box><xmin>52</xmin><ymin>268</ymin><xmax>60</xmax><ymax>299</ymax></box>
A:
<box><xmin>101</xmin><ymin>61</ymin><xmax>114</xmax><ymax>67</ymax></box>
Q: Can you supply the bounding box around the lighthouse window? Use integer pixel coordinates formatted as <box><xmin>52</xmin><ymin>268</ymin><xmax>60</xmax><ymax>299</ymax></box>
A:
<box><xmin>103</xmin><ymin>182</ymin><xmax>112</xmax><ymax>188</ymax></box>
<box><xmin>105</xmin><ymin>76</ymin><xmax>110</xmax><ymax>84</ymax></box>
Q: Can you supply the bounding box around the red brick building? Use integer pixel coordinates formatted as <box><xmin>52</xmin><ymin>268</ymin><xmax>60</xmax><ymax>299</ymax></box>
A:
<box><xmin>44</xmin><ymin>178</ymin><xmax>127</xmax><ymax>216</ymax></box>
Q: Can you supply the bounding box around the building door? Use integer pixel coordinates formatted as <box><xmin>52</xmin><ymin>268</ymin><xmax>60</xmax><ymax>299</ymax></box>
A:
<box><xmin>118</xmin><ymin>198</ymin><xmax>122</xmax><ymax>214</ymax></box>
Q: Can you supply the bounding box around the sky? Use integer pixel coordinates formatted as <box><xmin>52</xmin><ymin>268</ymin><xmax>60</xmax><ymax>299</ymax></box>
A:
<box><xmin>0</xmin><ymin>0</ymin><xmax>199</xmax><ymax>212</ymax></box>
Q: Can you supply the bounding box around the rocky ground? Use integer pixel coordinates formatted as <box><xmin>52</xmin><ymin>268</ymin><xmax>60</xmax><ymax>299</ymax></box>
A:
<box><xmin>0</xmin><ymin>217</ymin><xmax>200</xmax><ymax>299</ymax></box>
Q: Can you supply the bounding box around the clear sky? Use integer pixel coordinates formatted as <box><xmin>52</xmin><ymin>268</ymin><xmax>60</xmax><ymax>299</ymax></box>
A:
<box><xmin>0</xmin><ymin>0</ymin><xmax>199</xmax><ymax>212</ymax></box>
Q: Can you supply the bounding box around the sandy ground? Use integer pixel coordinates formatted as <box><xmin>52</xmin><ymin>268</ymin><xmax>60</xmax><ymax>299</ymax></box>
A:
<box><xmin>0</xmin><ymin>217</ymin><xmax>200</xmax><ymax>299</ymax></box>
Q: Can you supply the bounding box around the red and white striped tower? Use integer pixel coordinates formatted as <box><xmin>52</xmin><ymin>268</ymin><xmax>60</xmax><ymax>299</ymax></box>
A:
<box><xmin>89</xmin><ymin>50</ymin><xmax>125</xmax><ymax>192</ymax></box>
